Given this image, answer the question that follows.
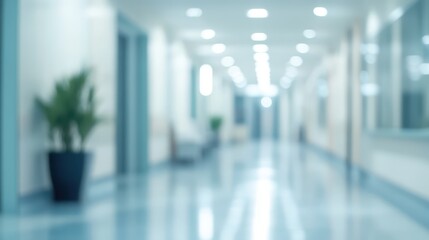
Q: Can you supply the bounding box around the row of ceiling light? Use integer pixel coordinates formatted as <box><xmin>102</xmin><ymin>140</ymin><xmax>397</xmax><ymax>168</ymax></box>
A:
<box><xmin>201</xmin><ymin>31</ymin><xmax>315</xmax><ymax>45</ymax></box>
<box><xmin>189</xmin><ymin>5</ymin><xmax>328</xmax><ymax>96</ymax></box>
<box><xmin>186</xmin><ymin>6</ymin><xmax>328</xmax><ymax>19</ymax></box>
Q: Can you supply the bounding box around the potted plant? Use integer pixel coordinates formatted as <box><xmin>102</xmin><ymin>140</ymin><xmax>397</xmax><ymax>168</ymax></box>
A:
<box><xmin>36</xmin><ymin>69</ymin><xmax>101</xmax><ymax>202</ymax></box>
<box><xmin>209</xmin><ymin>116</ymin><xmax>223</xmax><ymax>146</ymax></box>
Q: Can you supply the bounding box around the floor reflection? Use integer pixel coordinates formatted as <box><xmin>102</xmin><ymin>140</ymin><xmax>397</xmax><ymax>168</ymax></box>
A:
<box><xmin>2</xmin><ymin>141</ymin><xmax>429</xmax><ymax>239</ymax></box>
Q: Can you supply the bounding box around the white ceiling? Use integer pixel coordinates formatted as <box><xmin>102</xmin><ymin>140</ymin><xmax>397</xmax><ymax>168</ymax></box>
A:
<box><xmin>117</xmin><ymin>0</ymin><xmax>415</xmax><ymax>86</ymax></box>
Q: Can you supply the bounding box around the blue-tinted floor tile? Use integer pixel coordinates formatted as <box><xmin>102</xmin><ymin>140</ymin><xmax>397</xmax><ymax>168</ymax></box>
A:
<box><xmin>1</xmin><ymin>141</ymin><xmax>429</xmax><ymax>240</ymax></box>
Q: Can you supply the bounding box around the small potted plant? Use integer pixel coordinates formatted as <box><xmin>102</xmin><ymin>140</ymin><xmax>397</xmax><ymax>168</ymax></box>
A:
<box><xmin>36</xmin><ymin>69</ymin><xmax>101</xmax><ymax>202</ymax></box>
<box><xmin>209</xmin><ymin>116</ymin><xmax>223</xmax><ymax>147</ymax></box>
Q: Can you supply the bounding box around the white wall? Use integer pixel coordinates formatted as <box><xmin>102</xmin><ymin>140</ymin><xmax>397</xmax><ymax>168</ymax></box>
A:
<box><xmin>303</xmin><ymin>36</ymin><xmax>349</xmax><ymax>159</ymax></box>
<box><xmin>170</xmin><ymin>41</ymin><xmax>193</xmax><ymax>137</ymax></box>
<box><xmin>220</xmin><ymin>81</ymin><xmax>235</xmax><ymax>142</ymax></box>
<box><xmin>279</xmin><ymin>93</ymin><xmax>292</xmax><ymax>141</ymax></box>
<box><xmin>300</xmin><ymin>6</ymin><xmax>429</xmax><ymax>203</ymax></box>
<box><xmin>358</xmin><ymin>3</ymin><xmax>429</xmax><ymax>201</ymax></box>
<box><xmin>86</xmin><ymin>1</ymin><xmax>117</xmax><ymax>179</ymax></box>
<box><xmin>304</xmin><ymin>63</ymin><xmax>330</xmax><ymax>149</ymax></box>
<box><xmin>327</xmin><ymin>39</ymin><xmax>349</xmax><ymax>159</ymax></box>
<box><xmin>18</xmin><ymin>0</ymin><xmax>193</xmax><ymax>196</ymax></box>
<box><xmin>148</xmin><ymin>26</ymin><xmax>171</xmax><ymax>164</ymax></box>
<box><xmin>290</xmin><ymin>81</ymin><xmax>305</xmax><ymax>141</ymax></box>
<box><xmin>362</xmin><ymin>133</ymin><xmax>429</xmax><ymax>200</ymax></box>
<box><xmin>19</xmin><ymin>0</ymin><xmax>89</xmax><ymax>195</ymax></box>
<box><xmin>19</xmin><ymin>0</ymin><xmax>118</xmax><ymax>196</ymax></box>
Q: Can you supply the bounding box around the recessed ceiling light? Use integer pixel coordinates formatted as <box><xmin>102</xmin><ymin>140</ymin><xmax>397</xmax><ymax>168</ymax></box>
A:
<box><xmin>296</xmin><ymin>43</ymin><xmax>310</xmax><ymax>53</ymax></box>
<box><xmin>303</xmin><ymin>29</ymin><xmax>316</xmax><ymax>39</ymax></box>
<box><xmin>361</xmin><ymin>83</ymin><xmax>379</xmax><ymax>96</ymax></box>
<box><xmin>313</xmin><ymin>7</ymin><xmax>328</xmax><ymax>17</ymax></box>
<box><xmin>280</xmin><ymin>77</ymin><xmax>293</xmax><ymax>89</ymax></box>
<box><xmin>251</xmin><ymin>33</ymin><xmax>267</xmax><ymax>41</ymax></box>
<box><xmin>199</xmin><ymin>64</ymin><xmax>213</xmax><ymax>96</ymax></box>
<box><xmin>201</xmin><ymin>29</ymin><xmax>216</xmax><ymax>40</ymax></box>
<box><xmin>247</xmin><ymin>9</ymin><xmax>269</xmax><ymax>18</ymax></box>
<box><xmin>256</xmin><ymin>72</ymin><xmax>271</xmax><ymax>78</ymax></box>
<box><xmin>228</xmin><ymin>66</ymin><xmax>242</xmax><ymax>77</ymax></box>
<box><xmin>221</xmin><ymin>56</ymin><xmax>235</xmax><ymax>67</ymax></box>
<box><xmin>187</xmin><ymin>8</ymin><xmax>203</xmax><ymax>17</ymax></box>
<box><xmin>281</xmin><ymin>82</ymin><xmax>292</xmax><ymax>90</ymax></box>
<box><xmin>212</xmin><ymin>43</ymin><xmax>226</xmax><ymax>54</ymax></box>
<box><xmin>255</xmin><ymin>61</ymin><xmax>270</xmax><ymax>68</ymax></box>
<box><xmin>290</xmin><ymin>56</ymin><xmax>303</xmax><ymax>67</ymax></box>
<box><xmin>254</xmin><ymin>52</ymin><xmax>270</xmax><ymax>62</ymax></box>
<box><xmin>256</xmin><ymin>66</ymin><xmax>270</xmax><ymax>73</ymax></box>
<box><xmin>261</xmin><ymin>97</ymin><xmax>273</xmax><ymax>108</ymax></box>
<box><xmin>233</xmin><ymin>75</ymin><xmax>246</xmax><ymax>84</ymax></box>
<box><xmin>253</xmin><ymin>44</ymin><xmax>269</xmax><ymax>52</ymax></box>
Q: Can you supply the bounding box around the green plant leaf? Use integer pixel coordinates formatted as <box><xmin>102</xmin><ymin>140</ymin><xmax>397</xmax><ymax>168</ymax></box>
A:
<box><xmin>35</xmin><ymin>68</ymin><xmax>101</xmax><ymax>152</ymax></box>
<box><xmin>210</xmin><ymin>116</ymin><xmax>223</xmax><ymax>132</ymax></box>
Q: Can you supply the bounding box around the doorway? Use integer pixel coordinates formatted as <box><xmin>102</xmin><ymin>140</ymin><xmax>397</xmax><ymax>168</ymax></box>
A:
<box><xmin>116</xmin><ymin>15</ymin><xmax>149</xmax><ymax>175</ymax></box>
<box><xmin>116</xmin><ymin>34</ymin><xmax>129</xmax><ymax>174</ymax></box>
<box><xmin>0</xmin><ymin>0</ymin><xmax>19</xmax><ymax>213</ymax></box>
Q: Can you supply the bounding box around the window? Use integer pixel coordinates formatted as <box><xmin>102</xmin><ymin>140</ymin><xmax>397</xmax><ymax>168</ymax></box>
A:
<box><xmin>362</xmin><ymin>0</ymin><xmax>429</xmax><ymax>130</ymax></box>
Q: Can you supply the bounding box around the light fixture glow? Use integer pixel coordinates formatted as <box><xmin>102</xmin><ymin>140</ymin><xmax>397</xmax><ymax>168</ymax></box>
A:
<box><xmin>228</xmin><ymin>65</ymin><xmax>247</xmax><ymax>86</ymax></box>
<box><xmin>390</xmin><ymin>8</ymin><xmax>404</xmax><ymax>22</ymax></box>
<box><xmin>212</xmin><ymin>43</ymin><xmax>226</xmax><ymax>54</ymax></box>
<box><xmin>187</xmin><ymin>8</ymin><xmax>203</xmax><ymax>17</ymax></box>
<box><xmin>423</xmin><ymin>35</ymin><xmax>429</xmax><ymax>45</ymax></box>
<box><xmin>257</xmin><ymin>81</ymin><xmax>271</xmax><ymax>88</ymax></box>
<box><xmin>198</xmin><ymin>207</ymin><xmax>214</xmax><ymax>240</ymax></box>
<box><xmin>236</xmin><ymin>81</ymin><xmax>247</xmax><ymax>88</ymax></box>
<box><xmin>253</xmin><ymin>44</ymin><xmax>269</xmax><ymax>53</ymax></box>
<box><xmin>256</xmin><ymin>71</ymin><xmax>270</xmax><ymax>77</ymax></box>
<box><xmin>313</xmin><ymin>7</ymin><xmax>328</xmax><ymax>17</ymax></box>
<box><xmin>228</xmin><ymin>66</ymin><xmax>241</xmax><ymax>77</ymax></box>
<box><xmin>246</xmin><ymin>85</ymin><xmax>278</xmax><ymax>97</ymax></box>
<box><xmin>201</xmin><ymin>29</ymin><xmax>216</xmax><ymax>40</ymax></box>
<box><xmin>86</xmin><ymin>5</ymin><xmax>114</xmax><ymax>18</ymax></box>
<box><xmin>290</xmin><ymin>56</ymin><xmax>303</xmax><ymax>67</ymax></box>
<box><xmin>361</xmin><ymin>83</ymin><xmax>379</xmax><ymax>96</ymax></box>
<box><xmin>247</xmin><ymin>9</ymin><xmax>269</xmax><ymax>18</ymax></box>
<box><xmin>303</xmin><ymin>29</ymin><xmax>316</xmax><ymax>39</ymax></box>
<box><xmin>261</xmin><ymin>97</ymin><xmax>273</xmax><ymax>108</ymax></box>
<box><xmin>251</xmin><ymin>33</ymin><xmax>267</xmax><ymax>42</ymax></box>
<box><xmin>296</xmin><ymin>43</ymin><xmax>310</xmax><ymax>54</ymax></box>
<box><xmin>233</xmin><ymin>75</ymin><xmax>246</xmax><ymax>84</ymax></box>
<box><xmin>255</xmin><ymin>61</ymin><xmax>270</xmax><ymax>67</ymax></box>
<box><xmin>254</xmin><ymin>52</ymin><xmax>270</xmax><ymax>62</ymax></box>
<box><xmin>280</xmin><ymin>77</ymin><xmax>293</xmax><ymax>89</ymax></box>
<box><xmin>221</xmin><ymin>56</ymin><xmax>235</xmax><ymax>67</ymax></box>
<box><xmin>199</xmin><ymin>64</ymin><xmax>213</xmax><ymax>96</ymax></box>
<box><xmin>421</xmin><ymin>63</ymin><xmax>429</xmax><ymax>75</ymax></box>
<box><xmin>255</xmin><ymin>65</ymin><xmax>270</xmax><ymax>73</ymax></box>
<box><xmin>364</xmin><ymin>44</ymin><xmax>380</xmax><ymax>55</ymax></box>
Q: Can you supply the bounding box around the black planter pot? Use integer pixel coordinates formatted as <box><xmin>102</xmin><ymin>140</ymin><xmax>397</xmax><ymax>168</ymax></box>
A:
<box><xmin>48</xmin><ymin>152</ymin><xmax>88</xmax><ymax>202</ymax></box>
<box><xmin>211</xmin><ymin>132</ymin><xmax>221</xmax><ymax>147</ymax></box>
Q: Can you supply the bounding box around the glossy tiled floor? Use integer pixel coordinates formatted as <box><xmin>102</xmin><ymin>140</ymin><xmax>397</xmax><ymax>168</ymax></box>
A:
<box><xmin>2</xmin><ymin>141</ymin><xmax>429</xmax><ymax>239</ymax></box>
